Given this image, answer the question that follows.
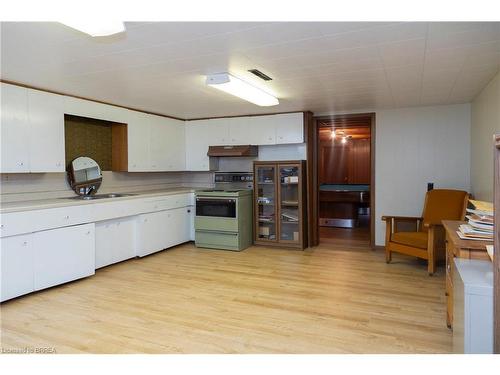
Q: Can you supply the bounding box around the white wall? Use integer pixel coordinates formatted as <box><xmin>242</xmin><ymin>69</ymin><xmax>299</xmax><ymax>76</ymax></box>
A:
<box><xmin>375</xmin><ymin>104</ymin><xmax>471</xmax><ymax>245</ymax></box>
<box><xmin>471</xmin><ymin>71</ymin><xmax>500</xmax><ymax>201</ymax></box>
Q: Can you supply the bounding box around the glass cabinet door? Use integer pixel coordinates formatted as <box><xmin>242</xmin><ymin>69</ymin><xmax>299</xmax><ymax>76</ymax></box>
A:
<box><xmin>279</xmin><ymin>165</ymin><xmax>300</xmax><ymax>243</ymax></box>
<box><xmin>255</xmin><ymin>165</ymin><xmax>277</xmax><ymax>241</ymax></box>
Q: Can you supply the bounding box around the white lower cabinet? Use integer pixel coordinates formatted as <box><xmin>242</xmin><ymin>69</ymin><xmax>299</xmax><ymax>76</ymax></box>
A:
<box><xmin>33</xmin><ymin>223</ymin><xmax>95</xmax><ymax>291</ymax></box>
<box><xmin>167</xmin><ymin>207</ymin><xmax>192</xmax><ymax>246</ymax></box>
<box><xmin>95</xmin><ymin>217</ymin><xmax>136</xmax><ymax>269</ymax></box>
<box><xmin>136</xmin><ymin>207</ymin><xmax>192</xmax><ymax>257</ymax></box>
<box><xmin>136</xmin><ymin>210</ymin><xmax>170</xmax><ymax>257</ymax></box>
<box><xmin>188</xmin><ymin>206</ymin><xmax>195</xmax><ymax>241</ymax></box>
<box><xmin>1</xmin><ymin>193</ymin><xmax>196</xmax><ymax>302</ymax></box>
<box><xmin>1</xmin><ymin>234</ymin><xmax>34</xmax><ymax>302</ymax></box>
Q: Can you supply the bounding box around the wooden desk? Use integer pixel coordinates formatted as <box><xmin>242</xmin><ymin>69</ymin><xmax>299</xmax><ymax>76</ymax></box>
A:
<box><xmin>442</xmin><ymin>220</ymin><xmax>492</xmax><ymax>329</ymax></box>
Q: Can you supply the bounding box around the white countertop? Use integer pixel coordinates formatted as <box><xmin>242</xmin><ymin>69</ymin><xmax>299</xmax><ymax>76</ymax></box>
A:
<box><xmin>0</xmin><ymin>187</ymin><xmax>197</xmax><ymax>214</ymax></box>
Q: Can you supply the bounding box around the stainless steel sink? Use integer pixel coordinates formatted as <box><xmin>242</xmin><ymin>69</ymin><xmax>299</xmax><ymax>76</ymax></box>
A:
<box><xmin>63</xmin><ymin>193</ymin><xmax>138</xmax><ymax>200</ymax></box>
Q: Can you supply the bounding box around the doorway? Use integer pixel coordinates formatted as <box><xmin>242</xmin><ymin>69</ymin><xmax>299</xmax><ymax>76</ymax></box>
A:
<box><xmin>315</xmin><ymin>114</ymin><xmax>375</xmax><ymax>248</ymax></box>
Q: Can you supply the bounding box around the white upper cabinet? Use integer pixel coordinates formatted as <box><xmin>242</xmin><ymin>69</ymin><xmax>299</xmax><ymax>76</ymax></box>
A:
<box><xmin>127</xmin><ymin>111</ymin><xmax>151</xmax><ymax>172</ymax></box>
<box><xmin>129</xmin><ymin>113</ymin><xmax>186</xmax><ymax>172</ymax></box>
<box><xmin>238</xmin><ymin>116</ymin><xmax>276</xmax><ymax>145</ymax></box>
<box><xmin>185</xmin><ymin>119</ymin><xmax>222</xmax><ymax>171</ymax></box>
<box><xmin>149</xmin><ymin>115</ymin><xmax>186</xmax><ymax>172</ymax></box>
<box><xmin>63</xmin><ymin>96</ymin><xmax>126</xmax><ymax>123</ymax></box>
<box><xmin>1</xmin><ymin>83</ymin><xmax>30</xmax><ymax>172</ymax></box>
<box><xmin>164</xmin><ymin>118</ymin><xmax>186</xmax><ymax>171</ymax></box>
<box><xmin>149</xmin><ymin>114</ymin><xmax>169</xmax><ymax>171</ymax></box>
<box><xmin>274</xmin><ymin>113</ymin><xmax>304</xmax><ymax>144</ymax></box>
<box><xmin>0</xmin><ymin>83</ymin><xmax>66</xmax><ymax>173</ymax></box>
<box><xmin>209</xmin><ymin>118</ymin><xmax>231</xmax><ymax>145</ymax></box>
<box><xmin>28</xmin><ymin>90</ymin><xmax>65</xmax><ymax>172</ymax></box>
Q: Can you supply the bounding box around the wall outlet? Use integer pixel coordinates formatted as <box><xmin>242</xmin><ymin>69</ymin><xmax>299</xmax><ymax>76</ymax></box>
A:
<box><xmin>427</xmin><ymin>182</ymin><xmax>434</xmax><ymax>191</ymax></box>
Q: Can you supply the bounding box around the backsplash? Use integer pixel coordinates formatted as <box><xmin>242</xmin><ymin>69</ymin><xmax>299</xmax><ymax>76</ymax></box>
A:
<box><xmin>0</xmin><ymin>171</ymin><xmax>213</xmax><ymax>203</ymax></box>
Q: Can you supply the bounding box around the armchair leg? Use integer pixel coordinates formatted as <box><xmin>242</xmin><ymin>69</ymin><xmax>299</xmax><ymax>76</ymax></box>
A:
<box><xmin>428</xmin><ymin>251</ymin><xmax>436</xmax><ymax>276</ymax></box>
<box><xmin>385</xmin><ymin>247</ymin><xmax>392</xmax><ymax>264</ymax></box>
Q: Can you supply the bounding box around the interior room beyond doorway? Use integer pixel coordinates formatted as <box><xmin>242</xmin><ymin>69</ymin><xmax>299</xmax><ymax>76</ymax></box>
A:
<box><xmin>317</xmin><ymin>114</ymin><xmax>374</xmax><ymax>247</ymax></box>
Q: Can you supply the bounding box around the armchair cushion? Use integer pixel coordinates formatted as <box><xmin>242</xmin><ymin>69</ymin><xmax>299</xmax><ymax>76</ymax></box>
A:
<box><xmin>421</xmin><ymin>189</ymin><xmax>469</xmax><ymax>230</ymax></box>
<box><xmin>391</xmin><ymin>231</ymin><xmax>428</xmax><ymax>249</ymax></box>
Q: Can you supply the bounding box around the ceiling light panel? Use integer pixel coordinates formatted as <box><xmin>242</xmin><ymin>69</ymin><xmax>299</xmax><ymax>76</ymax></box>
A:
<box><xmin>206</xmin><ymin>73</ymin><xmax>279</xmax><ymax>107</ymax></box>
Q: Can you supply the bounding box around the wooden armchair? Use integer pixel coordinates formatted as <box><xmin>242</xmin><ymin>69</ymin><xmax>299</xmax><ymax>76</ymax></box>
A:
<box><xmin>382</xmin><ymin>189</ymin><xmax>469</xmax><ymax>275</ymax></box>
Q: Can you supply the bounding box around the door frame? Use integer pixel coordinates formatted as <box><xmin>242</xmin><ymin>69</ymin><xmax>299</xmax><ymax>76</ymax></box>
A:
<box><xmin>306</xmin><ymin>112</ymin><xmax>376</xmax><ymax>248</ymax></box>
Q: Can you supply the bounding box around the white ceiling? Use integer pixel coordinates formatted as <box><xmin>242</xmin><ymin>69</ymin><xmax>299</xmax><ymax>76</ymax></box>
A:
<box><xmin>1</xmin><ymin>22</ymin><xmax>499</xmax><ymax>119</ymax></box>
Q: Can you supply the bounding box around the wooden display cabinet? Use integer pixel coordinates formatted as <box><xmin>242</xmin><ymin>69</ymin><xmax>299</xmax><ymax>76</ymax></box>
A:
<box><xmin>253</xmin><ymin>160</ymin><xmax>307</xmax><ymax>249</ymax></box>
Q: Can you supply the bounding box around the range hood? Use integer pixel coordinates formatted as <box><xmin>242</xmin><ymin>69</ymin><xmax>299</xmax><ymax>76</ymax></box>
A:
<box><xmin>207</xmin><ymin>145</ymin><xmax>258</xmax><ymax>157</ymax></box>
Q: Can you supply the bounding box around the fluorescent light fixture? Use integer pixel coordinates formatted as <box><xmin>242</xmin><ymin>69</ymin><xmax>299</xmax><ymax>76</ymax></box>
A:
<box><xmin>60</xmin><ymin>21</ymin><xmax>125</xmax><ymax>37</ymax></box>
<box><xmin>331</xmin><ymin>129</ymin><xmax>336</xmax><ymax>139</ymax></box>
<box><xmin>206</xmin><ymin>73</ymin><xmax>279</xmax><ymax>106</ymax></box>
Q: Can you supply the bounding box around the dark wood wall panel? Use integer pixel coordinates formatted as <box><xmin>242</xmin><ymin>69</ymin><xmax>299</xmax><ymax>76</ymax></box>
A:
<box><xmin>319</xmin><ymin>138</ymin><xmax>370</xmax><ymax>185</ymax></box>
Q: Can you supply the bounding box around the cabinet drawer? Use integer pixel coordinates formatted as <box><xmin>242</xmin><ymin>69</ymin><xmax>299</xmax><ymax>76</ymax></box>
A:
<box><xmin>145</xmin><ymin>194</ymin><xmax>191</xmax><ymax>212</ymax></box>
<box><xmin>195</xmin><ymin>230</ymin><xmax>240</xmax><ymax>250</ymax></box>
<box><xmin>1</xmin><ymin>205</ymin><xmax>91</xmax><ymax>237</ymax></box>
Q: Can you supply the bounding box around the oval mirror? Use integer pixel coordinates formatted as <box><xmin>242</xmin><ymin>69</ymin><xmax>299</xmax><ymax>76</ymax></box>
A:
<box><xmin>67</xmin><ymin>156</ymin><xmax>103</xmax><ymax>196</ymax></box>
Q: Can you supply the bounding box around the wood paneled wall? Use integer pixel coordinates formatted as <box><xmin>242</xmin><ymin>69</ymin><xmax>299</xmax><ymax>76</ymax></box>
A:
<box><xmin>319</xmin><ymin>138</ymin><xmax>371</xmax><ymax>184</ymax></box>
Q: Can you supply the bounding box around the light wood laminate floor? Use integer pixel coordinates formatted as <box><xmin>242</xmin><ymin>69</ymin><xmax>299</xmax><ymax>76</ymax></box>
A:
<box><xmin>0</xmin><ymin>242</ymin><xmax>451</xmax><ymax>353</ymax></box>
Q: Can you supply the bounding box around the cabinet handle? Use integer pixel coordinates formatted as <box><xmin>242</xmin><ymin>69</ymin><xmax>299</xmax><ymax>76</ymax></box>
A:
<box><xmin>19</xmin><ymin>162</ymin><xmax>24</xmax><ymax>166</ymax></box>
<box><xmin>187</xmin><ymin>209</ymin><xmax>191</xmax><ymax>213</ymax></box>
<box><xmin>64</xmin><ymin>215</ymin><xmax>70</xmax><ymax>220</ymax></box>
<box><xmin>0</xmin><ymin>224</ymin><xmax>3</xmax><ymax>229</ymax></box>
<box><xmin>22</xmin><ymin>241</ymin><xmax>28</xmax><ymax>246</ymax></box>
<box><xmin>86</xmin><ymin>231</ymin><xmax>91</xmax><ymax>235</ymax></box>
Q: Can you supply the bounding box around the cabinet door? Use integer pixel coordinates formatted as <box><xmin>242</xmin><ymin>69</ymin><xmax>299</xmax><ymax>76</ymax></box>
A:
<box><xmin>33</xmin><ymin>223</ymin><xmax>95</xmax><ymax>291</ymax></box>
<box><xmin>275</xmin><ymin>113</ymin><xmax>304</xmax><ymax>144</ymax></box>
<box><xmin>0</xmin><ymin>83</ymin><xmax>30</xmax><ymax>172</ymax></box>
<box><xmin>208</xmin><ymin>118</ymin><xmax>231</xmax><ymax>145</ymax></box>
<box><xmin>189</xmin><ymin>206</ymin><xmax>195</xmax><ymax>241</ymax></box>
<box><xmin>28</xmin><ymin>90</ymin><xmax>65</xmax><ymax>172</ymax></box>
<box><xmin>149</xmin><ymin>115</ymin><xmax>169</xmax><ymax>171</ymax></box>
<box><xmin>254</xmin><ymin>164</ymin><xmax>278</xmax><ymax>242</ymax></box>
<box><xmin>127</xmin><ymin>111</ymin><xmax>151</xmax><ymax>171</ymax></box>
<box><xmin>227</xmin><ymin>117</ymin><xmax>250</xmax><ymax>144</ymax></box>
<box><xmin>166</xmin><ymin>207</ymin><xmax>191</xmax><ymax>246</ymax></box>
<box><xmin>1</xmin><ymin>234</ymin><xmax>34</xmax><ymax>302</ymax></box>
<box><xmin>248</xmin><ymin>116</ymin><xmax>276</xmax><ymax>145</ymax></box>
<box><xmin>136</xmin><ymin>210</ymin><xmax>170</xmax><ymax>257</ymax></box>
<box><xmin>164</xmin><ymin>118</ymin><xmax>186</xmax><ymax>171</ymax></box>
<box><xmin>95</xmin><ymin>217</ymin><xmax>136</xmax><ymax>269</ymax></box>
<box><xmin>63</xmin><ymin>96</ymin><xmax>125</xmax><ymax>123</ymax></box>
<box><xmin>185</xmin><ymin>120</ymin><xmax>220</xmax><ymax>171</ymax></box>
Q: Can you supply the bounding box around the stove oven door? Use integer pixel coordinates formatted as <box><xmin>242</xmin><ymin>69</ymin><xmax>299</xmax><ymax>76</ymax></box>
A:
<box><xmin>195</xmin><ymin>197</ymin><xmax>239</xmax><ymax>232</ymax></box>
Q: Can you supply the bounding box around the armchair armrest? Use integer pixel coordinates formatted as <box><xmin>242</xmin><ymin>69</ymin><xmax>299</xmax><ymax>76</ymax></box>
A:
<box><xmin>381</xmin><ymin>215</ymin><xmax>423</xmax><ymax>222</ymax></box>
<box><xmin>423</xmin><ymin>222</ymin><xmax>443</xmax><ymax>229</ymax></box>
